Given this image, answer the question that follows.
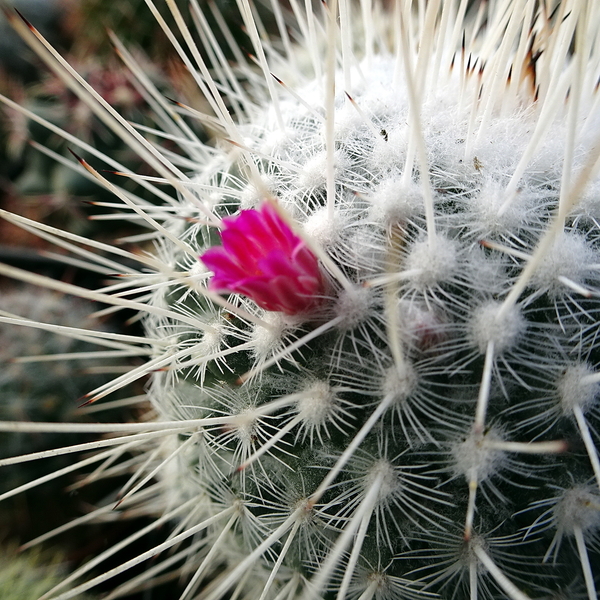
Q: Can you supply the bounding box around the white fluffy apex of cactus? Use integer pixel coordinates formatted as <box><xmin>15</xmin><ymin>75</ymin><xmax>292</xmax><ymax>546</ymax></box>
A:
<box><xmin>2</xmin><ymin>1</ymin><xmax>600</xmax><ymax>600</ymax></box>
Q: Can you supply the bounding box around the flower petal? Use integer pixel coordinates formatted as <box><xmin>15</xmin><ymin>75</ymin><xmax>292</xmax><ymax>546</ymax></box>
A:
<box><xmin>200</xmin><ymin>202</ymin><xmax>324</xmax><ymax>315</ymax></box>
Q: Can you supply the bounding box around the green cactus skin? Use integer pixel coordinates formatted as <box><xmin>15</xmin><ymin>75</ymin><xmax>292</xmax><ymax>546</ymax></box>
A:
<box><xmin>1</xmin><ymin>1</ymin><xmax>600</xmax><ymax>600</ymax></box>
<box><xmin>0</xmin><ymin>285</ymin><xmax>146</xmax><ymax>551</ymax></box>
<box><xmin>0</xmin><ymin>286</ymin><xmax>109</xmax><ymax>424</ymax></box>
<box><xmin>0</xmin><ymin>546</ymin><xmax>95</xmax><ymax>600</ymax></box>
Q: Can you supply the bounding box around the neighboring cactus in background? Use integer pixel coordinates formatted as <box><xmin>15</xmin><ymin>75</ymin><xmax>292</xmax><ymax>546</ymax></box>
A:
<box><xmin>1</xmin><ymin>54</ymin><xmax>162</xmax><ymax>243</ymax></box>
<box><xmin>0</xmin><ymin>285</ymin><xmax>141</xmax><ymax>542</ymax></box>
<box><xmin>1</xmin><ymin>1</ymin><xmax>600</xmax><ymax>600</ymax></box>
<box><xmin>0</xmin><ymin>286</ymin><xmax>108</xmax><ymax>425</ymax></box>
<box><xmin>0</xmin><ymin>545</ymin><xmax>95</xmax><ymax>600</ymax></box>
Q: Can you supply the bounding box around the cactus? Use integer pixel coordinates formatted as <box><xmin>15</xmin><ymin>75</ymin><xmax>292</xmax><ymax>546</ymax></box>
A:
<box><xmin>1</xmin><ymin>1</ymin><xmax>600</xmax><ymax>599</ymax></box>
<box><xmin>0</xmin><ymin>545</ymin><xmax>95</xmax><ymax>600</ymax></box>
<box><xmin>0</xmin><ymin>285</ymin><xmax>111</xmax><ymax>428</ymax></box>
<box><xmin>0</xmin><ymin>285</ymin><xmax>133</xmax><ymax>540</ymax></box>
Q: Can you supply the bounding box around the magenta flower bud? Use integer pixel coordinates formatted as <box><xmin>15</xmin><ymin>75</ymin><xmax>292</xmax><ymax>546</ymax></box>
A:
<box><xmin>200</xmin><ymin>202</ymin><xmax>324</xmax><ymax>315</ymax></box>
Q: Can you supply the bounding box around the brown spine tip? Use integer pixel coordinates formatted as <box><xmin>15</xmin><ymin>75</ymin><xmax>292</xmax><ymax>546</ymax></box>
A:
<box><xmin>67</xmin><ymin>148</ymin><xmax>87</xmax><ymax>166</ymax></box>
<box><xmin>13</xmin><ymin>8</ymin><xmax>35</xmax><ymax>30</ymax></box>
<box><xmin>77</xmin><ymin>395</ymin><xmax>96</xmax><ymax>408</ymax></box>
<box><xmin>163</xmin><ymin>96</ymin><xmax>184</xmax><ymax>107</ymax></box>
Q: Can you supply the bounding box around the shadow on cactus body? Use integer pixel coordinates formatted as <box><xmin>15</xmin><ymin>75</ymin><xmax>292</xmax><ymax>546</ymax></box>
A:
<box><xmin>0</xmin><ymin>1</ymin><xmax>600</xmax><ymax>599</ymax></box>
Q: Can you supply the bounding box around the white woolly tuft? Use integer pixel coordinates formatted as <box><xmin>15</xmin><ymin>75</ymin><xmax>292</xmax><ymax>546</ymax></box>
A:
<box><xmin>369</xmin><ymin>178</ymin><xmax>424</xmax><ymax>225</ymax></box>
<box><xmin>295</xmin><ymin>380</ymin><xmax>339</xmax><ymax>430</ymax></box>
<box><xmin>302</xmin><ymin>206</ymin><xmax>347</xmax><ymax>248</ymax></box>
<box><xmin>469</xmin><ymin>301</ymin><xmax>527</xmax><ymax>355</ymax></box>
<box><xmin>552</xmin><ymin>486</ymin><xmax>600</xmax><ymax>536</ymax></box>
<box><xmin>333</xmin><ymin>284</ymin><xmax>374</xmax><ymax>330</ymax></box>
<box><xmin>382</xmin><ymin>363</ymin><xmax>418</xmax><ymax>404</ymax></box>
<box><xmin>557</xmin><ymin>364</ymin><xmax>600</xmax><ymax>417</ymax></box>
<box><xmin>530</xmin><ymin>233</ymin><xmax>595</xmax><ymax>297</ymax></box>
<box><xmin>403</xmin><ymin>235</ymin><xmax>459</xmax><ymax>291</ymax></box>
<box><xmin>451</xmin><ymin>429</ymin><xmax>507</xmax><ymax>484</ymax></box>
<box><xmin>250</xmin><ymin>311</ymin><xmax>299</xmax><ymax>362</ymax></box>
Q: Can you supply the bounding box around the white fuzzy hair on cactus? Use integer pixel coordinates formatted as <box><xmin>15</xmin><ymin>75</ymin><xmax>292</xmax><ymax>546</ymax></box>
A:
<box><xmin>1</xmin><ymin>0</ymin><xmax>600</xmax><ymax>599</ymax></box>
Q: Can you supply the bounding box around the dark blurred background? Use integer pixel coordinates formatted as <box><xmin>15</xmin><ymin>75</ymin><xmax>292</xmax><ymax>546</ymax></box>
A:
<box><xmin>0</xmin><ymin>1</ymin><xmax>209</xmax><ymax>598</ymax></box>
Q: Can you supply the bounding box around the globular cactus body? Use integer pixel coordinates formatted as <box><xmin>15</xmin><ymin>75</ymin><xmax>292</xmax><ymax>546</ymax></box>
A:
<box><xmin>2</xmin><ymin>1</ymin><xmax>600</xmax><ymax>600</ymax></box>
<box><xmin>0</xmin><ymin>546</ymin><xmax>95</xmax><ymax>600</ymax></box>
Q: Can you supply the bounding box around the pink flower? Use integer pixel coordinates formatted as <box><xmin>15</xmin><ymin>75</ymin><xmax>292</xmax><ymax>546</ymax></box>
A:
<box><xmin>200</xmin><ymin>202</ymin><xmax>324</xmax><ymax>315</ymax></box>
